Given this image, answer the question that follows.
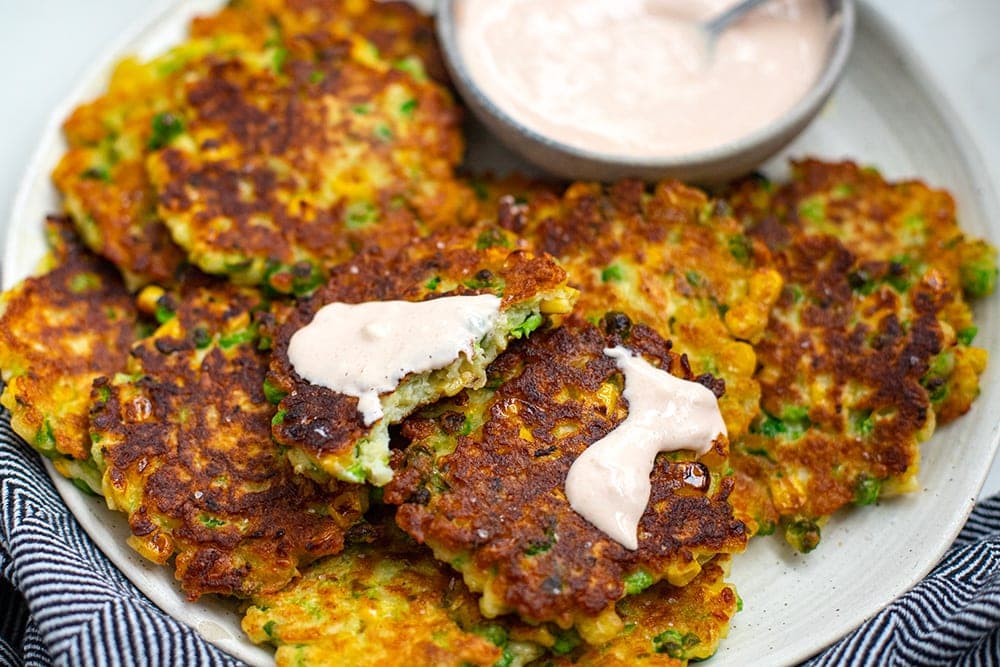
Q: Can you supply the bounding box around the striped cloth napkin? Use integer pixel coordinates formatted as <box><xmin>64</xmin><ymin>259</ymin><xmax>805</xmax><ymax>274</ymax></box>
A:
<box><xmin>2</xmin><ymin>408</ymin><xmax>998</xmax><ymax>666</ymax></box>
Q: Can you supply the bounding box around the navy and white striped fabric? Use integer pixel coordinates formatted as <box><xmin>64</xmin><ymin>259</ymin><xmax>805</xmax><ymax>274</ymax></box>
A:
<box><xmin>0</xmin><ymin>411</ymin><xmax>240</xmax><ymax>667</ymax></box>
<box><xmin>805</xmin><ymin>494</ymin><xmax>1000</xmax><ymax>666</ymax></box>
<box><xmin>1</xmin><ymin>404</ymin><xmax>998</xmax><ymax>666</ymax></box>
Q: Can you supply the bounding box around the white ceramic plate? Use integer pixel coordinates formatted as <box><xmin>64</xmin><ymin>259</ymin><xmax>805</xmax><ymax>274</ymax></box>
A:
<box><xmin>4</xmin><ymin>2</ymin><xmax>999</xmax><ymax>665</ymax></box>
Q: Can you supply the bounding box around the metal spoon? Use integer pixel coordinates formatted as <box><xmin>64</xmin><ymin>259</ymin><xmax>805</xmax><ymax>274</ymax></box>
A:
<box><xmin>703</xmin><ymin>0</ymin><xmax>771</xmax><ymax>45</ymax></box>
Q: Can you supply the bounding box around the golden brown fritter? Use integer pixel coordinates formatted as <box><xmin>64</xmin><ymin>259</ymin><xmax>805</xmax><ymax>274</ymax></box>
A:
<box><xmin>244</xmin><ymin>508</ymin><xmax>737</xmax><ymax>667</ymax></box>
<box><xmin>190</xmin><ymin>0</ymin><xmax>448</xmax><ymax>84</ymax></box>
<box><xmin>744</xmin><ymin>159</ymin><xmax>997</xmax><ymax>304</ymax></box>
<box><xmin>242</xmin><ymin>510</ymin><xmax>526</xmax><ymax>667</ymax></box>
<box><xmin>51</xmin><ymin>39</ymin><xmax>251</xmax><ymax>290</ymax></box>
<box><xmin>546</xmin><ymin>557</ymin><xmax>739</xmax><ymax>666</ymax></box>
<box><xmin>730</xmin><ymin>243</ymin><xmax>948</xmax><ymax>547</ymax></box>
<box><xmin>724</xmin><ymin>161</ymin><xmax>995</xmax><ymax>549</ymax></box>
<box><xmin>472</xmin><ymin>179</ymin><xmax>783</xmax><ymax>440</ymax></box>
<box><xmin>267</xmin><ymin>231</ymin><xmax>576</xmax><ymax>485</ymax></box>
<box><xmin>90</xmin><ymin>274</ymin><xmax>366</xmax><ymax>599</ymax></box>
<box><xmin>53</xmin><ymin>0</ymin><xmax>450</xmax><ymax>291</ymax></box>
<box><xmin>732</xmin><ymin>160</ymin><xmax>994</xmax><ymax>424</ymax></box>
<box><xmin>146</xmin><ymin>31</ymin><xmax>468</xmax><ymax>291</ymax></box>
<box><xmin>386</xmin><ymin>314</ymin><xmax>746</xmax><ymax>644</ymax></box>
<box><xmin>0</xmin><ymin>217</ymin><xmax>141</xmax><ymax>493</ymax></box>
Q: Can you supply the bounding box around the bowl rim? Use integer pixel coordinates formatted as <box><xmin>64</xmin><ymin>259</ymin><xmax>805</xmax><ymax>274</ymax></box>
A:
<box><xmin>437</xmin><ymin>0</ymin><xmax>857</xmax><ymax>169</ymax></box>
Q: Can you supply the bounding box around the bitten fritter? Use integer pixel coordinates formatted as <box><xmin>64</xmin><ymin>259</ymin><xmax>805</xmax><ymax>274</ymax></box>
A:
<box><xmin>146</xmin><ymin>31</ymin><xmax>468</xmax><ymax>292</ymax></box>
<box><xmin>267</xmin><ymin>232</ymin><xmax>577</xmax><ymax>486</ymax></box>
<box><xmin>0</xmin><ymin>217</ymin><xmax>141</xmax><ymax>493</ymax></box>
<box><xmin>472</xmin><ymin>179</ymin><xmax>783</xmax><ymax>439</ymax></box>
<box><xmin>725</xmin><ymin>161</ymin><xmax>996</xmax><ymax>550</ymax></box>
<box><xmin>51</xmin><ymin>38</ymin><xmax>251</xmax><ymax>290</ymax></box>
<box><xmin>386</xmin><ymin>314</ymin><xmax>747</xmax><ymax>644</ymax></box>
<box><xmin>90</xmin><ymin>274</ymin><xmax>367</xmax><ymax>599</ymax></box>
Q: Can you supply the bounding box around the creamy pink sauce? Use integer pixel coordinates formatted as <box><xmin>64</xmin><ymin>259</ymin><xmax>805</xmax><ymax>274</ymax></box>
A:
<box><xmin>287</xmin><ymin>295</ymin><xmax>502</xmax><ymax>426</ymax></box>
<box><xmin>455</xmin><ymin>0</ymin><xmax>831</xmax><ymax>157</ymax></box>
<box><xmin>564</xmin><ymin>346</ymin><xmax>726</xmax><ymax>550</ymax></box>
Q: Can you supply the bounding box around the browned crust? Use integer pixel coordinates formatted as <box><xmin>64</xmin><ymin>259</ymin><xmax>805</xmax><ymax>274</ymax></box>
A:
<box><xmin>191</xmin><ymin>0</ymin><xmax>448</xmax><ymax>84</ymax></box>
<box><xmin>91</xmin><ymin>277</ymin><xmax>366</xmax><ymax>598</ymax></box>
<box><xmin>0</xmin><ymin>216</ymin><xmax>140</xmax><ymax>459</ymax></box>
<box><xmin>243</xmin><ymin>510</ymin><xmax>504</xmax><ymax>667</ymax></box>
<box><xmin>550</xmin><ymin>557</ymin><xmax>738</xmax><ymax>666</ymax></box>
<box><xmin>730</xmin><ymin>158</ymin><xmax>980</xmax><ymax>323</ymax></box>
<box><xmin>386</xmin><ymin>315</ymin><xmax>746</xmax><ymax>624</ymax></box>
<box><xmin>269</xmin><ymin>235</ymin><xmax>569</xmax><ymax>460</ymax></box>
<box><xmin>725</xmin><ymin>161</ymin><xmax>957</xmax><ymax>533</ymax></box>
<box><xmin>150</xmin><ymin>30</ymin><xmax>465</xmax><ymax>279</ymax></box>
<box><xmin>51</xmin><ymin>151</ymin><xmax>186</xmax><ymax>287</ymax></box>
<box><xmin>757</xmin><ymin>235</ymin><xmax>943</xmax><ymax>437</ymax></box>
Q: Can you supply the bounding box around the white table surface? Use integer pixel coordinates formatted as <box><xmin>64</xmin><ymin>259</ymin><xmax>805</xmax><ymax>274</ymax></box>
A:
<box><xmin>2</xmin><ymin>0</ymin><xmax>999</xmax><ymax>497</ymax></box>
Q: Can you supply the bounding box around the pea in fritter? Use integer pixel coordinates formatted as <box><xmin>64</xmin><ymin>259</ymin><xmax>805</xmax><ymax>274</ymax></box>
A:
<box><xmin>0</xmin><ymin>217</ymin><xmax>141</xmax><ymax>494</ymax></box>
<box><xmin>472</xmin><ymin>179</ymin><xmax>783</xmax><ymax>440</ymax></box>
<box><xmin>267</xmin><ymin>233</ymin><xmax>577</xmax><ymax>486</ymax></box>
<box><xmin>386</xmin><ymin>314</ymin><xmax>746</xmax><ymax>645</ymax></box>
<box><xmin>725</xmin><ymin>161</ymin><xmax>995</xmax><ymax>549</ymax></box>
<box><xmin>146</xmin><ymin>30</ymin><xmax>469</xmax><ymax>292</ymax></box>
<box><xmin>90</xmin><ymin>275</ymin><xmax>367</xmax><ymax>599</ymax></box>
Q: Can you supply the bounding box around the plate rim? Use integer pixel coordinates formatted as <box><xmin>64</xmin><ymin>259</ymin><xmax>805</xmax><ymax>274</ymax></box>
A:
<box><xmin>721</xmin><ymin>4</ymin><xmax>1000</xmax><ymax>664</ymax></box>
<box><xmin>2</xmin><ymin>1</ymin><xmax>999</xmax><ymax>665</ymax></box>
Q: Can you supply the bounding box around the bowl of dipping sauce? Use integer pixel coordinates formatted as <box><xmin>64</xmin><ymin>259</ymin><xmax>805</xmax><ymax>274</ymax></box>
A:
<box><xmin>437</xmin><ymin>0</ymin><xmax>855</xmax><ymax>183</ymax></box>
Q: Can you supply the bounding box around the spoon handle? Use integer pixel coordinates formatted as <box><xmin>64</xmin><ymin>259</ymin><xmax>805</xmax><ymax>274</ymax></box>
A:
<box><xmin>703</xmin><ymin>0</ymin><xmax>770</xmax><ymax>37</ymax></box>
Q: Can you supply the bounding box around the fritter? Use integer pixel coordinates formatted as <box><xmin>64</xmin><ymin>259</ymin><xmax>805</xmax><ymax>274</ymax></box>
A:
<box><xmin>54</xmin><ymin>0</ymin><xmax>450</xmax><ymax>291</ymax></box>
<box><xmin>242</xmin><ymin>509</ymin><xmax>542</xmax><ymax>667</ymax></box>
<box><xmin>385</xmin><ymin>314</ymin><xmax>747</xmax><ymax>644</ymax></box>
<box><xmin>745</xmin><ymin>159</ymin><xmax>998</xmax><ymax>304</ymax></box>
<box><xmin>0</xmin><ymin>217</ymin><xmax>141</xmax><ymax>494</ymax></box>
<box><xmin>725</xmin><ymin>161</ymin><xmax>996</xmax><ymax>549</ymax></box>
<box><xmin>545</xmin><ymin>557</ymin><xmax>738</xmax><ymax>666</ymax></box>
<box><xmin>729</xmin><ymin>241</ymin><xmax>948</xmax><ymax>549</ymax></box>
<box><xmin>267</xmin><ymin>233</ymin><xmax>577</xmax><ymax>486</ymax></box>
<box><xmin>190</xmin><ymin>0</ymin><xmax>448</xmax><ymax>84</ymax></box>
<box><xmin>51</xmin><ymin>37</ymin><xmax>251</xmax><ymax>290</ymax></box>
<box><xmin>54</xmin><ymin>0</ymin><xmax>455</xmax><ymax>292</ymax></box>
<box><xmin>473</xmin><ymin>179</ymin><xmax>783</xmax><ymax>439</ymax></box>
<box><xmin>243</xmin><ymin>509</ymin><xmax>737</xmax><ymax>667</ymax></box>
<box><xmin>146</xmin><ymin>30</ymin><xmax>469</xmax><ymax>292</ymax></box>
<box><xmin>89</xmin><ymin>275</ymin><xmax>367</xmax><ymax>599</ymax></box>
<box><xmin>733</xmin><ymin>160</ymin><xmax>995</xmax><ymax>423</ymax></box>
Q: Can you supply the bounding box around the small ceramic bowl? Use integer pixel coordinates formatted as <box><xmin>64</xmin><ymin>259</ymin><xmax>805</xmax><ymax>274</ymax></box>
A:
<box><xmin>437</xmin><ymin>0</ymin><xmax>856</xmax><ymax>184</ymax></box>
